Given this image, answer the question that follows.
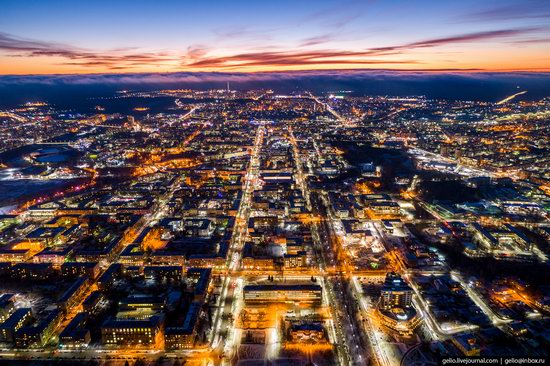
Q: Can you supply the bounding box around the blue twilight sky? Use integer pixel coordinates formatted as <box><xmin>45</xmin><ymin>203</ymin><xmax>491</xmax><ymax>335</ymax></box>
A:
<box><xmin>1</xmin><ymin>0</ymin><xmax>550</xmax><ymax>74</ymax></box>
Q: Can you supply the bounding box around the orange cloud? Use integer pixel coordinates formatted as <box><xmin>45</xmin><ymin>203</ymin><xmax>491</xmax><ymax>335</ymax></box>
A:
<box><xmin>0</xmin><ymin>32</ymin><xmax>179</xmax><ymax>71</ymax></box>
<box><xmin>1</xmin><ymin>26</ymin><xmax>549</xmax><ymax>74</ymax></box>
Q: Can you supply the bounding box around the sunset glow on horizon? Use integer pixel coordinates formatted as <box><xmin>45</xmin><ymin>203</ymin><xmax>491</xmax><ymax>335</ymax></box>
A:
<box><xmin>1</xmin><ymin>0</ymin><xmax>550</xmax><ymax>75</ymax></box>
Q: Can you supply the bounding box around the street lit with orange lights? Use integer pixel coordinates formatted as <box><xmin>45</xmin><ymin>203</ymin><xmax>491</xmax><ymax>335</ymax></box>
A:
<box><xmin>0</xmin><ymin>81</ymin><xmax>548</xmax><ymax>366</ymax></box>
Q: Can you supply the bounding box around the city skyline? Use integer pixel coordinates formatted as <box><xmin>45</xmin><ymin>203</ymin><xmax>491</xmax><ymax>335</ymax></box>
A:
<box><xmin>1</xmin><ymin>0</ymin><xmax>550</xmax><ymax>74</ymax></box>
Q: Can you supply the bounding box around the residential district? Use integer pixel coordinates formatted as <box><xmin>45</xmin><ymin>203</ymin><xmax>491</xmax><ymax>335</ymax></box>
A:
<box><xmin>0</xmin><ymin>89</ymin><xmax>548</xmax><ymax>365</ymax></box>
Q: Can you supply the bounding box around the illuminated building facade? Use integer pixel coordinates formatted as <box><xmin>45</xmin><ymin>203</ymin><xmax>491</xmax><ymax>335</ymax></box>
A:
<box><xmin>377</xmin><ymin>272</ymin><xmax>421</xmax><ymax>337</ymax></box>
<box><xmin>380</xmin><ymin>272</ymin><xmax>413</xmax><ymax>309</ymax></box>
<box><xmin>0</xmin><ymin>308</ymin><xmax>33</xmax><ymax>343</ymax></box>
<box><xmin>101</xmin><ymin>315</ymin><xmax>164</xmax><ymax>346</ymax></box>
<box><xmin>244</xmin><ymin>284</ymin><xmax>322</xmax><ymax>305</ymax></box>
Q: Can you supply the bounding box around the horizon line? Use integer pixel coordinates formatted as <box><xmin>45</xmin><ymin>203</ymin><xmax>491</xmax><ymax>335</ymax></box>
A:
<box><xmin>2</xmin><ymin>67</ymin><xmax>550</xmax><ymax>78</ymax></box>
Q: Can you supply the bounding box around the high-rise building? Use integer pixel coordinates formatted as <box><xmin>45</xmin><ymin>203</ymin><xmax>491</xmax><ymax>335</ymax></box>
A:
<box><xmin>377</xmin><ymin>272</ymin><xmax>420</xmax><ymax>337</ymax></box>
<box><xmin>380</xmin><ymin>272</ymin><xmax>413</xmax><ymax>309</ymax></box>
